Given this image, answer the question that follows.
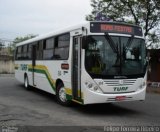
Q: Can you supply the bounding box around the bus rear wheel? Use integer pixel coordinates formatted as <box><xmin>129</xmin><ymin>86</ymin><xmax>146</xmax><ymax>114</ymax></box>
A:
<box><xmin>56</xmin><ymin>83</ymin><xmax>70</xmax><ymax>106</ymax></box>
<box><xmin>24</xmin><ymin>75</ymin><xmax>31</xmax><ymax>90</ymax></box>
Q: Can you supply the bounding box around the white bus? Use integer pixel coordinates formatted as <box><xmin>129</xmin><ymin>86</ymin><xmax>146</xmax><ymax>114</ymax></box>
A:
<box><xmin>15</xmin><ymin>21</ymin><xmax>147</xmax><ymax>105</ymax></box>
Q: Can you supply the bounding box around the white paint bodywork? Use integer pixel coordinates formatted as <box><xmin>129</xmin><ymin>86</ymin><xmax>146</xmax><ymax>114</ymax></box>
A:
<box><xmin>15</xmin><ymin>21</ymin><xmax>147</xmax><ymax>105</ymax></box>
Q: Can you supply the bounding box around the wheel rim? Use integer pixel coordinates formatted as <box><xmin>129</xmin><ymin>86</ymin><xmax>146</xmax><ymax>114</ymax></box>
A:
<box><xmin>24</xmin><ymin>77</ymin><xmax>28</xmax><ymax>88</ymax></box>
<box><xmin>59</xmin><ymin>87</ymin><xmax>66</xmax><ymax>102</ymax></box>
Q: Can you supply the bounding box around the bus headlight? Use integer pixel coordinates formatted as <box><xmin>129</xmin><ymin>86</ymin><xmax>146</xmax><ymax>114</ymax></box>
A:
<box><xmin>88</xmin><ymin>83</ymin><xmax>93</xmax><ymax>88</ymax></box>
<box><xmin>85</xmin><ymin>82</ymin><xmax>103</xmax><ymax>93</ymax></box>
<box><xmin>94</xmin><ymin>86</ymin><xmax>99</xmax><ymax>91</ymax></box>
<box><xmin>139</xmin><ymin>81</ymin><xmax>146</xmax><ymax>89</ymax></box>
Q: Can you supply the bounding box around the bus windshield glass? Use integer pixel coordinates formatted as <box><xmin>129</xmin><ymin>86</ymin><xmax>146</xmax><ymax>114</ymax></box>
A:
<box><xmin>85</xmin><ymin>35</ymin><xmax>147</xmax><ymax>79</ymax></box>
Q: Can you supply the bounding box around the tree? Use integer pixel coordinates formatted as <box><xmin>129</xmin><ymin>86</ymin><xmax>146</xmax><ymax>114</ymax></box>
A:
<box><xmin>11</xmin><ymin>34</ymin><xmax>37</xmax><ymax>51</ymax></box>
<box><xmin>86</xmin><ymin>0</ymin><xmax>160</xmax><ymax>48</ymax></box>
<box><xmin>13</xmin><ymin>34</ymin><xmax>37</xmax><ymax>45</ymax></box>
<box><xmin>0</xmin><ymin>41</ymin><xmax>4</xmax><ymax>51</ymax></box>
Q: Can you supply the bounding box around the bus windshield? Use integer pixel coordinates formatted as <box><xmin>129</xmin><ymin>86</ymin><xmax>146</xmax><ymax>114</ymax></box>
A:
<box><xmin>85</xmin><ymin>35</ymin><xmax>147</xmax><ymax>79</ymax></box>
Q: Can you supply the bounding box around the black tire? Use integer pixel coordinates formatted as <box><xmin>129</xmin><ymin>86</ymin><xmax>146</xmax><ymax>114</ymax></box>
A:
<box><xmin>24</xmin><ymin>75</ymin><xmax>31</xmax><ymax>90</ymax></box>
<box><xmin>56</xmin><ymin>83</ymin><xmax>71</xmax><ymax>106</ymax></box>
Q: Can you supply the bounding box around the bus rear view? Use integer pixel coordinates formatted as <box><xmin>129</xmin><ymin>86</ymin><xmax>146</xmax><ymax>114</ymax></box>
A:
<box><xmin>82</xmin><ymin>22</ymin><xmax>147</xmax><ymax>104</ymax></box>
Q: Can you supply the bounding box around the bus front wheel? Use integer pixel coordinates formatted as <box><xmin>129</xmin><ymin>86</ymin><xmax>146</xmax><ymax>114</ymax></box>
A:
<box><xmin>56</xmin><ymin>83</ymin><xmax>70</xmax><ymax>106</ymax></box>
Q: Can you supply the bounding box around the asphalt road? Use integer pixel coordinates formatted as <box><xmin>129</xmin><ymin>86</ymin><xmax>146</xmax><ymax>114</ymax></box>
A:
<box><xmin>0</xmin><ymin>76</ymin><xmax>160</xmax><ymax>131</ymax></box>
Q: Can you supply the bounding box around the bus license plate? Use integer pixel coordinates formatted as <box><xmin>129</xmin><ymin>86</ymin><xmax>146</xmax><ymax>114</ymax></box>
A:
<box><xmin>115</xmin><ymin>96</ymin><xmax>126</xmax><ymax>101</ymax></box>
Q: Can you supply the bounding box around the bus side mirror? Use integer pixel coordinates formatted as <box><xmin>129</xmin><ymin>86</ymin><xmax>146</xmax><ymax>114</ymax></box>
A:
<box><xmin>82</xmin><ymin>36</ymin><xmax>87</xmax><ymax>49</ymax></box>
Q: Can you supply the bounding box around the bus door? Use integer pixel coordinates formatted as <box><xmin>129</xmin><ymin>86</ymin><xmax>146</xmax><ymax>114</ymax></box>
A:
<box><xmin>32</xmin><ymin>45</ymin><xmax>36</xmax><ymax>86</ymax></box>
<box><xmin>72</xmin><ymin>36</ymin><xmax>82</xmax><ymax>100</ymax></box>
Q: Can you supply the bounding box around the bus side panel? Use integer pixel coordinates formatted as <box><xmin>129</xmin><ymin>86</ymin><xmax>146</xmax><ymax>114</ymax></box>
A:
<box><xmin>42</xmin><ymin>61</ymin><xmax>72</xmax><ymax>95</ymax></box>
<box><xmin>23</xmin><ymin>60</ymin><xmax>71</xmax><ymax>96</ymax></box>
<box><xmin>15</xmin><ymin>60</ymin><xmax>72</xmax><ymax>97</ymax></box>
<box><xmin>15</xmin><ymin>61</ymin><xmax>31</xmax><ymax>84</ymax></box>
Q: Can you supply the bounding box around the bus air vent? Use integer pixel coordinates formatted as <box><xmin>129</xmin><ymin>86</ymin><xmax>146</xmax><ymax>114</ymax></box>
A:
<box><xmin>103</xmin><ymin>79</ymin><xmax>136</xmax><ymax>86</ymax></box>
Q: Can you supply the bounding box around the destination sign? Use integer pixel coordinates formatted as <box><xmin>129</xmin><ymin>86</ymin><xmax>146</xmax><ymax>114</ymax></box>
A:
<box><xmin>101</xmin><ymin>24</ymin><xmax>133</xmax><ymax>33</ymax></box>
<box><xmin>90</xmin><ymin>22</ymin><xmax>143</xmax><ymax>36</ymax></box>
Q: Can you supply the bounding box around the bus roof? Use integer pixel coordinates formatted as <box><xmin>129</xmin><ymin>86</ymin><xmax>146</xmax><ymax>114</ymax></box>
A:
<box><xmin>16</xmin><ymin>21</ymin><xmax>141</xmax><ymax>47</ymax></box>
<box><xmin>16</xmin><ymin>22</ymin><xmax>88</xmax><ymax>47</ymax></box>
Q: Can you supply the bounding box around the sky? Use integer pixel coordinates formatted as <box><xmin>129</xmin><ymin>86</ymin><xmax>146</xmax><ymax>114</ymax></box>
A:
<box><xmin>0</xmin><ymin>0</ymin><xmax>92</xmax><ymax>41</ymax></box>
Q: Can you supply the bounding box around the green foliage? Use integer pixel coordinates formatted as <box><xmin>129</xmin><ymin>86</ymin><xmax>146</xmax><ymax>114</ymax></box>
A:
<box><xmin>9</xmin><ymin>34</ymin><xmax>37</xmax><ymax>55</ymax></box>
<box><xmin>86</xmin><ymin>0</ymin><xmax>160</xmax><ymax>48</ymax></box>
<box><xmin>0</xmin><ymin>42</ymin><xmax>4</xmax><ymax>46</ymax></box>
<box><xmin>13</xmin><ymin>34</ymin><xmax>37</xmax><ymax>44</ymax></box>
<box><xmin>0</xmin><ymin>42</ymin><xmax>4</xmax><ymax>51</ymax></box>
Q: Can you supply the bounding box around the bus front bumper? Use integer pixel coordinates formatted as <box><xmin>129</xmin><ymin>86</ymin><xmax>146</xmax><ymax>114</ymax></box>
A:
<box><xmin>83</xmin><ymin>86</ymin><xmax>146</xmax><ymax>105</ymax></box>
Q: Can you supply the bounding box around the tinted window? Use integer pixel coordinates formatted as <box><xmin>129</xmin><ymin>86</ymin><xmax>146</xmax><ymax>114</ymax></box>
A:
<box><xmin>15</xmin><ymin>34</ymin><xmax>70</xmax><ymax>60</ymax></box>
<box><xmin>54</xmin><ymin>47</ymin><xmax>69</xmax><ymax>60</ymax></box>
<box><xmin>36</xmin><ymin>41</ymin><xmax>43</xmax><ymax>60</ymax></box>
<box><xmin>43</xmin><ymin>38</ymin><xmax>54</xmax><ymax>60</ymax></box>
<box><xmin>58</xmin><ymin>34</ymin><xmax>70</xmax><ymax>47</ymax></box>
<box><xmin>27</xmin><ymin>44</ymin><xmax>32</xmax><ymax>59</ymax></box>
<box><xmin>23</xmin><ymin>45</ymin><xmax>28</xmax><ymax>52</ymax></box>
<box><xmin>54</xmin><ymin>33</ymin><xmax>70</xmax><ymax>60</ymax></box>
<box><xmin>16</xmin><ymin>46</ymin><xmax>22</xmax><ymax>60</ymax></box>
<box><xmin>17</xmin><ymin>47</ymin><xmax>22</xmax><ymax>53</ymax></box>
<box><xmin>46</xmin><ymin>38</ymin><xmax>54</xmax><ymax>49</ymax></box>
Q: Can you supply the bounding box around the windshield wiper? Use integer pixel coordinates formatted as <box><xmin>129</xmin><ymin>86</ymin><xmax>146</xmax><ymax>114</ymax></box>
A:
<box><xmin>104</xmin><ymin>33</ymin><xmax>118</xmax><ymax>53</ymax></box>
<box><xmin>125</xmin><ymin>35</ymin><xmax>134</xmax><ymax>51</ymax></box>
<box><xmin>105</xmin><ymin>33</ymin><xmax>121</xmax><ymax>67</ymax></box>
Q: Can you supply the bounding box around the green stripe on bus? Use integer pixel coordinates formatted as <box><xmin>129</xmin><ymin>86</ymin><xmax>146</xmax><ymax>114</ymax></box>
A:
<box><xmin>28</xmin><ymin>67</ymin><xmax>84</xmax><ymax>104</ymax></box>
<box><xmin>28</xmin><ymin>68</ymin><xmax>56</xmax><ymax>91</ymax></box>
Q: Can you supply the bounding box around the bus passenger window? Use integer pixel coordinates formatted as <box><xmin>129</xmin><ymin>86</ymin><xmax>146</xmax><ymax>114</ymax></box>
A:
<box><xmin>36</xmin><ymin>41</ymin><xmax>43</xmax><ymax>60</ymax></box>
<box><xmin>17</xmin><ymin>46</ymin><xmax>22</xmax><ymax>60</ymax></box>
<box><xmin>53</xmin><ymin>33</ymin><xmax>70</xmax><ymax>60</ymax></box>
<box><xmin>43</xmin><ymin>38</ymin><xmax>54</xmax><ymax>60</ymax></box>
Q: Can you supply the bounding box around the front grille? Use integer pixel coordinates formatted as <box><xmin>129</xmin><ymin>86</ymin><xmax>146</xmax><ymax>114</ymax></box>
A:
<box><xmin>103</xmin><ymin>79</ymin><xmax>136</xmax><ymax>86</ymax></box>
